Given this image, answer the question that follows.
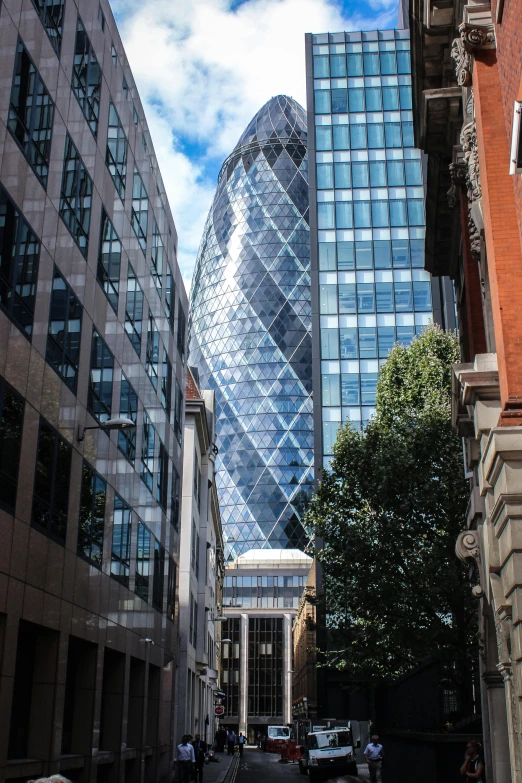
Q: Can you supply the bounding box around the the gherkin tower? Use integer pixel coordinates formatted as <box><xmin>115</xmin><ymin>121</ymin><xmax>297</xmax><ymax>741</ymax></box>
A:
<box><xmin>189</xmin><ymin>95</ymin><xmax>313</xmax><ymax>560</ymax></box>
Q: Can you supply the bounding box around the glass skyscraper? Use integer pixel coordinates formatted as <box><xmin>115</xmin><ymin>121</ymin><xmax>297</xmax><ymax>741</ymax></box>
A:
<box><xmin>305</xmin><ymin>29</ymin><xmax>441</xmax><ymax>465</ymax></box>
<box><xmin>189</xmin><ymin>96</ymin><xmax>314</xmax><ymax>560</ymax></box>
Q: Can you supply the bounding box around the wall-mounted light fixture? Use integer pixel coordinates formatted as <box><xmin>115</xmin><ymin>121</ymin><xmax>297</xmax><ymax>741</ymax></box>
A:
<box><xmin>78</xmin><ymin>416</ymin><xmax>136</xmax><ymax>442</ymax></box>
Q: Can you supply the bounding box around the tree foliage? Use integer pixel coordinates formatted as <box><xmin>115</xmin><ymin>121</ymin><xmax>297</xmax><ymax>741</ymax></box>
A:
<box><xmin>306</xmin><ymin>326</ymin><xmax>474</xmax><ymax>700</ymax></box>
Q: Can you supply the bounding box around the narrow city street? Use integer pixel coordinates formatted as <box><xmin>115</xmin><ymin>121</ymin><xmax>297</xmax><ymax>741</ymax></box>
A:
<box><xmin>234</xmin><ymin>748</ymin><xmax>369</xmax><ymax>783</ymax></box>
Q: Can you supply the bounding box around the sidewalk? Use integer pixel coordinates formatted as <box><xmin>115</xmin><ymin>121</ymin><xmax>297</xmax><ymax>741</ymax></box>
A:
<box><xmin>202</xmin><ymin>751</ymin><xmax>237</xmax><ymax>783</ymax></box>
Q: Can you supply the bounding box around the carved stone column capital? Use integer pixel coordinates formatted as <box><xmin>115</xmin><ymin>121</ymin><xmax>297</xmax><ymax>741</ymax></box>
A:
<box><xmin>451</xmin><ymin>22</ymin><xmax>496</xmax><ymax>87</ymax></box>
<box><xmin>456</xmin><ymin>530</ymin><xmax>481</xmax><ymax>563</ymax></box>
<box><xmin>446</xmin><ymin>162</ymin><xmax>468</xmax><ymax>208</ymax></box>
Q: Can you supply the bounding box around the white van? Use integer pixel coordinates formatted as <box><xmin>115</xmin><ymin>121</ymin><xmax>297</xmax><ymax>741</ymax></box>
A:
<box><xmin>298</xmin><ymin>727</ymin><xmax>358</xmax><ymax>780</ymax></box>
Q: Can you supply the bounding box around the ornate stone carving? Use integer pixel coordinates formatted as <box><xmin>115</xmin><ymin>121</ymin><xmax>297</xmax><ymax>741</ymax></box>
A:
<box><xmin>451</xmin><ymin>37</ymin><xmax>472</xmax><ymax>87</ymax></box>
<box><xmin>451</xmin><ymin>23</ymin><xmax>495</xmax><ymax>87</ymax></box>
<box><xmin>456</xmin><ymin>530</ymin><xmax>481</xmax><ymax>563</ymax></box>
<box><xmin>446</xmin><ymin>162</ymin><xmax>468</xmax><ymax>208</ymax></box>
<box><xmin>468</xmin><ymin>212</ymin><xmax>482</xmax><ymax>261</ymax></box>
<box><xmin>461</xmin><ymin>122</ymin><xmax>481</xmax><ymax>202</ymax></box>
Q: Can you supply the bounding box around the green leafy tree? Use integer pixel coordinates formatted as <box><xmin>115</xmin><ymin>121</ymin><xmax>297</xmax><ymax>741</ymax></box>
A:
<box><xmin>306</xmin><ymin>326</ymin><xmax>474</xmax><ymax>711</ymax></box>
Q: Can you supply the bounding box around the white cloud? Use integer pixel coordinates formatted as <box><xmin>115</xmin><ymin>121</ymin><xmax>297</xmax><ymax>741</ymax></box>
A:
<box><xmin>110</xmin><ymin>0</ymin><xmax>397</xmax><ymax>291</ymax></box>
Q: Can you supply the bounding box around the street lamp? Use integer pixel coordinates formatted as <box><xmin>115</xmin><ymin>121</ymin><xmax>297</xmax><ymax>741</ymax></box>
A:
<box><xmin>78</xmin><ymin>416</ymin><xmax>135</xmax><ymax>442</ymax></box>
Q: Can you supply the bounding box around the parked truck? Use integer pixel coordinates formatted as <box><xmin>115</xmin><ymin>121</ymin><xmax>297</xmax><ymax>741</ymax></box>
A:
<box><xmin>298</xmin><ymin>725</ymin><xmax>359</xmax><ymax>781</ymax></box>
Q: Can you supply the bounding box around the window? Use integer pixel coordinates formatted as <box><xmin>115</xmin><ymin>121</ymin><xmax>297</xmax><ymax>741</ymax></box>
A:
<box><xmin>413</xmin><ymin>280</ymin><xmax>432</xmax><ymax>311</ymax></box>
<box><xmin>320</xmin><ymin>284</ymin><xmax>337</xmax><ymax>314</ymax></box>
<box><xmin>338</xmin><ymin>284</ymin><xmax>356</xmax><ymax>313</ymax></box>
<box><xmin>161</xmin><ymin>349</ymin><xmax>172</xmax><ymax>416</ymax></box>
<box><xmin>372</xmin><ymin>200</ymin><xmax>389</xmax><ymax>227</ymax></box>
<box><xmin>118</xmin><ymin>375</ymin><xmax>137</xmax><ymax>464</ymax></box>
<box><xmin>382</xmin><ymin>86</ymin><xmax>399</xmax><ymax>111</ymax></box>
<box><xmin>174</xmin><ymin>378</ymin><xmax>183</xmax><ymax>444</ymax></box>
<box><xmin>397</xmin><ymin>50</ymin><xmax>411</xmax><ymax>74</ymax></box>
<box><xmin>331</xmin><ymin>89</ymin><xmax>347</xmax><ymax>113</ymax></box>
<box><xmin>32</xmin><ymin>419</ymin><xmax>71</xmax><ymax>543</ymax></box>
<box><xmin>347</xmin><ymin>53</ymin><xmax>363</xmax><ymax>76</ymax></box>
<box><xmin>97</xmin><ymin>210</ymin><xmax>121</xmax><ymax>312</ymax></box>
<box><xmin>321</xmin><ymin>329</ymin><xmax>339</xmax><ymax>360</ymax></box>
<box><xmin>380</xmin><ymin>51</ymin><xmax>397</xmax><ymax>74</ymax></box>
<box><xmin>122</xmin><ymin>76</ymin><xmax>128</xmax><ymax>98</ymax></box>
<box><xmin>151</xmin><ymin>219</ymin><xmax>164</xmax><ymax>294</ymax></box>
<box><xmin>348</xmin><ymin>88</ymin><xmax>364</xmax><ymax>113</ymax></box>
<box><xmin>335</xmin><ymin>202</ymin><xmax>352</xmax><ymax>229</ymax></box>
<box><xmin>314</xmin><ymin>91</ymin><xmax>330</xmax><ymax>114</ymax></box>
<box><xmin>374</xmin><ymin>240</ymin><xmax>391</xmax><ymax>268</ymax></box>
<box><xmin>370</xmin><ymin>160</ymin><xmax>387</xmax><ymax>187</ymax></box>
<box><xmin>356</xmin><ymin>241</ymin><xmax>372</xmax><ymax>269</ymax></box>
<box><xmin>322</xmin><ymin>374</ymin><xmax>340</xmax><ymax>406</ymax></box>
<box><xmin>378</xmin><ymin>325</ymin><xmax>395</xmax><ymax>357</ymax></box>
<box><xmin>350</xmin><ymin>124</ymin><xmax>367</xmax><ymax>150</ymax></box>
<box><xmin>392</xmin><ymin>239</ymin><xmax>410</xmax><ymax>267</ymax></box>
<box><xmin>87</xmin><ymin>330</ymin><xmax>114</xmax><ymax>422</ymax></box>
<box><xmin>131</xmin><ymin>168</ymin><xmax>148</xmax><ymax>252</ymax></box>
<box><xmin>353</xmin><ymin>201</ymin><xmax>371</xmax><ymax>228</ymax></box>
<box><xmin>397</xmin><ymin>325</ymin><xmax>415</xmax><ymax>346</ymax></box>
<box><xmin>167</xmin><ymin>558</ymin><xmax>176</xmax><ymax>620</ymax></box>
<box><xmin>408</xmin><ymin>199</ymin><xmax>425</xmax><ymax>226</ymax></box>
<box><xmin>365</xmin><ymin>88</ymin><xmax>382</xmax><ymax>111</ymax></box>
<box><xmin>394</xmin><ymin>282</ymin><xmax>413</xmax><ymax>311</ymax></box>
<box><xmin>194</xmin><ymin>452</ymin><xmax>201</xmax><ymax>511</ymax></box>
<box><xmin>177</xmin><ymin>303</ymin><xmax>186</xmax><ymax>363</ymax></box>
<box><xmin>323</xmin><ymin>421</ymin><xmax>339</xmax><ymax>455</ymax></box>
<box><xmin>152</xmin><ymin>538</ymin><xmax>165</xmax><ymax>611</ymax></box>
<box><xmin>8</xmin><ymin>40</ymin><xmax>54</xmax><ymax>187</ymax></box>
<box><xmin>367</xmin><ymin>124</ymin><xmax>384</xmax><ymax>149</ymax></box>
<box><xmin>46</xmin><ymin>267</ymin><xmax>82</xmax><ymax>392</ymax></box>
<box><xmin>385</xmin><ymin>123</ymin><xmax>402</xmax><ymax>148</ymax></box>
<box><xmin>318</xmin><ymin>202</ymin><xmax>334</xmax><ymax>230</ymax></box>
<box><xmin>98</xmin><ymin>4</ymin><xmax>105</xmax><ymax>30</ymax></box>
<box><xmin>133</xmin><ymin>106</ymin><xmax>139</xmax><ymax>126</ymax></box>
<box><xmin>111</xmin><ymin>42</ymin><xmax>117</xmax><ymax>67</ymax></box>
<box><xmin>376</xmin><ymin>282</ymin><xmax>393</xmax><ymax>312</ymax></box>
<box><xmin>361</xmin><ymin>373</ymin><xmax>378</xmax><ymax>405</ymax></box>
<box><xmin>338</xmin><ymin>242</ymin><xmax>355</xmax><ymax>270</ymax></box>
<box><xmin>363</xmin><ymin>52</ymin><xmax>380</xmax><ymax>75</ymax></box>
<box><xmin>334</xmin><ymin>162</ymin><xmax>350</xmax><ymax>188</ymax></box>
<box><xmin>390</xmin><ymin>199</ymin><xmax>408</xmax><ymax>227</ymax></box>
<box><xmin>145</xmin><ymin>314</ymin><xmax>160</xmax><ymax>390</ymax></box>
<box><xmin>157</xmin><ymin>441</ymin><xmax>169</xmax><ymax>511</ymax></box>
<box><xmin>399</xmin><ymin>85</ymin><xmax>412</xmax><ymax>110</ymax></box>
<box><xmin>136</xmin><ymin>520</ymin><xmax>151</xmax><ymax>602</ymax></box>
<box><xmin>0</xmin><ymin>378</ymin><xmax>24</xmax><ymax>513</ymax></box>
<box><xmin>340</xmin><ymin>327</ymin><xmax>358</xmax><ymax>358</ymax></box>
<box><xmin>171</xmin><ymin>465</ymin><xmax>181</xmax><ymax>530</ymax></box>
<box><xmin>330</xmin><ymin>54</ymin><xmax>346</xmax><ymax>77</ymax></box>
<box><xmin>72</xmin><ymin>21</ymin><xmax>101</xmax><ymax>137</ymax></box>
<box><xmin>402</xmin><ymin>122</ymin><xmax>415</xmax><ymax>147</ymax></box>
<box><xmin>316</xmin><ymin>126</ymin><xmax>332</xmax><ymax>151</ymax></box>
<box><xmin>318</xmin><ymin>243</ymin><xmax>336</xmax><ymax>271</ymax></box>
<box><xmin>60</xmin><ymin>134</ymin><xmax>92</xmax><ymax>257</ymax></box>
<box><xmin>333</xmin><ymin>125</ymin><xmax>349</xmax><ymax>150</ymax></box>
<box><xmin>357</xmin><ymin>283</ymin><xmax>375</xmax><ymax>312</ymax></box>
<box><xmin>405</xmin><ymin>159</ymin><xmax>422</xmax><ymax>186</ymax></box>
<box><xmin>352</xmin><ymin>163</ymin><xmax>369</xmax><ymax>188</ymax></box>
<box><xmin>165</xmin><ymin>266</ymin><xmax>176</xmax><ymax>332</ymax></box>
<box><xmin>111</xmin><ymin>495</ymin><xmax>131</xmax><ymax>586</ymax></box>
<box><xmin>359</xmin><ymin>327</ymin><xmax>377</xmax><ymax>358</ymax></box>
<box><xmin>410</xmin><ymin>239</ymin><xmax>424</xmax><ymax>268</ymax></box>
<box><xmin>78</xmin><ymin>461</ymin><xmax>106</xmax><ymax>567</ymax></box>
<box><xmin>316</xmin><ymin>163</ymin><xmax>333</xmax><ymax>189</ymax></box>
<box><xmin>0</xmin><ymin>186</ymin><xmax>40</xmax><ymax>336</ymax></box>
<box><xmin>30</xmin><ymin>0</ymin><xmax>64</xmax><ymax>57</ymax></box>
<box><xmin>341</xmin><ymin>374</ymin><xmax>359</xmax><ymax>405</ymax></box>
<box><xmin>141</xmin><ymin>411</ymin><xmax>155</xmax><ymax>493</ymax></box>
<box><xmin>313</xmin><ymin>55</ymin><xmax>329</xmax><ymax>77</ymax></box>
<box><xmin>387</xmin><ymin>160</ymin><xmax>404</xmax><ymax>186</ymax></box>
<box><xmin>106</xmin><ymin>102</ymin><xmax>127</xmax><ymax>199</ymax></box>
<box><xmin>125</xmin><ymin>264</ymin><xmax>143</xmax><ymax>355</ymax></box>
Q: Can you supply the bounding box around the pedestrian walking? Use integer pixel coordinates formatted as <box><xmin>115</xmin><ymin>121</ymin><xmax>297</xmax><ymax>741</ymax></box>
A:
<box><xmin>364</xmin><ymin>735</ymin><xmax>384</xmax><ymax>783</ymax></box>
<box><xmin>191</xmin><ymin>733</ymin><xmax>208</xmax><ymax>783</ymax></box>
<box><xmin>460</xmin><ymin>740</ymin><xmax>485</xmax><ymax>783</ymax></box>
<box><xmin>215</xmin><ymin>727</ymin><xmax>226</xmax><ymax>753</ymax></box>
<box><xmin>227</xmin><ymin>729</ymin><xmax>236</xmax><ymax>756</ymax></box>
<box><xmin>175</xmin><ymin>735</ymin><xmax>196</xmax><ymax>783</ymax></box>
<box><xmin>238</xmin><ymin>732</ymin><xmax>246</xmax><ymax>757</ymax></box>
<box><xmin>257</xmin><ymin>732</ymin><xmax>262</xmax><ymax>749</ymax></box>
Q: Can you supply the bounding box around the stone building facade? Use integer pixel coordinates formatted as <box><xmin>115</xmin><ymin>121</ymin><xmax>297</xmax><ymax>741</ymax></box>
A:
<box><xmin>292</xmin><ymin>560</ymin><xmax>318</xmax><ymax>721</ymax></box>
<box><xmin>0</xmin><ymin>0</ymin><xmax>188</xmax><ymax>781</ymax></box>
<box><xmin>410</xmin><ymin>1</ymin><xmax>522</xmax><ymax>782</ymax></box>
<box><xmin>176</xmin><ymin>368</ymin><xmax>224</xmax><ymax>744</ymax></box>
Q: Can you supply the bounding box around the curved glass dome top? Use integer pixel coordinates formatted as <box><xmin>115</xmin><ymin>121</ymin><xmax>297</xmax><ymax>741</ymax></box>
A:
<box><xmin>189</xmin><ymin>95</ymin><xmax>313</xmax><ymax>561</ymax></box>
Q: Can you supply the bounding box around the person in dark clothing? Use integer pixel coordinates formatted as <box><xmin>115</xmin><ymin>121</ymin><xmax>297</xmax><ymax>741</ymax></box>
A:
<box><xmin>227</xmin><ymin>729</ymin><xmax>236</xmax><ymax>756</ymax></box>
<box><xmin>238</xmin><ymin>732</ymin><xmax>246</xmax><ymax>757</ymax></box>
<box><xmin>460</xmin><ymin>740</ymin><xmax>485</xmax><ymax>783</ymax></box>
<box><xmin>191</xmin><ymin>734</ymin><xmax>208</xmax><ymax>783</ymax></box>
<box><xmin>215</xmin><ymin>728</ymin><xmax>226</xmax><ymax>753</ymax></box>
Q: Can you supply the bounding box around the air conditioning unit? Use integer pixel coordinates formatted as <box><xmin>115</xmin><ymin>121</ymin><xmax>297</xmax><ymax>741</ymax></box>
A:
<box><xmin>509</xmin><ymin>101</ymin><xmax>522</xmax><ymax>175</ymax></box>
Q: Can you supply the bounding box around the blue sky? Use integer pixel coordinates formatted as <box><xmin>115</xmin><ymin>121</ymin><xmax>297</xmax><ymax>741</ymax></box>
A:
<box><xmin>109</xmin><ymin>0</ymin><xmax>399</xmax><ymax>292</ymax></box>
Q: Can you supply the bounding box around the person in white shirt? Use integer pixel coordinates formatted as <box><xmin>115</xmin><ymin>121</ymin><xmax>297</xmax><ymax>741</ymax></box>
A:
<box><xmin>175</xmin><ymin>735</ymin><xmax>196</xmax><ymax>783</ymax></box>
<box><xmin>364</xmin><ymin>735</ymin><xmax>384</xmax><ymax>783</ymax></box>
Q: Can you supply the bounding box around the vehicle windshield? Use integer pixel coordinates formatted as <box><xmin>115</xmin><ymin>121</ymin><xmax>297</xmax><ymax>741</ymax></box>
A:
<box><xmin>268</xmin><ymin>727</ymin><xmax>290</xmax><ymax>738</ymax></box>
<box><xmin>308</xmin><ymin>732</ymin><xmax>352</xmax><ymax>749</ymax></box>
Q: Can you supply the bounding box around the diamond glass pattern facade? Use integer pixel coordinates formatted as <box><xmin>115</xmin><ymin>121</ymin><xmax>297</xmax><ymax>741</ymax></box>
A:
<box><xmin>305</xmin><ymin>29</ymin><xmax>435</xmax><ymax>464</ymax></box>
<box><xmin>189</xmin><ymin>95</ymin><xmax>313</xmax><ymax>560</ymax></box>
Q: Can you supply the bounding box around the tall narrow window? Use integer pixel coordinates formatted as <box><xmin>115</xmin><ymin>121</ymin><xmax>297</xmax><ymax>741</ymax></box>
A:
<box><xmin>145</xmin><ymin>314</ymin><xmax>160</xmax><ymax>391</ymax></box>
<box><xmin>46</xmin><ymin>267</ymin><xmax>82</xmax><ymax>392</ymax></box>
<box><xmin>87</xmin><ymin>329</ymin><xmax>114</xmax><ymax>422</ymax></box>
<box><xmin>31</xmin><ymin>0</ymin><xmax>65</xmax><ymax>57</ymax></box>
<box><xmin>32</xmin><ymin>417</ymin><xmax>71</xmax><ymax>543</ymax></box>
<box><xmin>111</xmin><ymin>42</ymin><xmax>117</xmax><ymax>67</ymax></box>
<box><xmin>152</xmin><ymin>538</ymin><xmax>165</xmax><ymax>611</ymax></box>
<box><xmin>0</xmin><ymin>378</ymin><xmax>24</xmax><ymax>514</ymax></box>
<box><xmin>151</xmin><ymin>219</ymin><xmax>164</xmax><ymax>294</ymax></box>
<box><xmin>60</xmin><ymin>134</ymin><xmax>92</xmax><ymax>257</ymax></box>
<box><xmin>171</xmin><ymin>465</ymin><xmax>181</xmax><ymax>531</ymax></box>
<box><xmin>136</xmin><ymin>520</ymin><xmax>151</xmax><ymax>602</ymax></box>
<box><xmin>131</xmin><ymin>168</ymin><xmax>148</xmax><ymax>252</ymax></box>
<box><xmin>111</xmin><ymin>494</ymin><xmax>131</xmax><ymax>586</ymax></box>
<box><xmin>0</xmin><ymin>186</ymin><xmax>40</xmax><ymax>336</ymax></box>
<box><xmin>97</xmin><ymin>210</ymin><xmax>121</xmax><ymax>312</ymax></box>
<box><xmin>72</xmin><ymin>20</ymin><xmax>101</xmax><ymax>137</ymax></box>
<box><xmin>161</xmin><ymin>349</ymin><xmax>172</xmax><ymax>417</ymax></box>
<box><xmin>174</xmin><ymin>378</ymin><xmax>183</xmax><ymax>445</ymax></box>
<box><xmin>78</xmin><ymin>461</ymin><xmax>106</xmax><ymax>567</ymax></box>
<box><xmin>194</xmin><ymin>452</ymin><xmax>201</xmax><ymax>512</ymax></box>
<box><xmin>157</xmin><ymin>441</ymin><xmax>169</xmax><ymax>511</ymax></box>
<box><xmin>8</xmin><ymin>40</ymin><xmax>54</xmax><ymax>187</ymax></box>
<box><xmin>165</xmin><ymin>266</ymin><xmax>175</xmax><ymax>332</ymax></box>
<box><xmin>125</xmin><ymin>264</ymin><xmax>143</xmax><ymax>355</ymax></box>
<box><xmin>106</xmin><ymin>101</ymin><xmax>127</xmax><ymax>199</ymax></box>
<box><xmin>98</xmin><ymin>4</ymin><xmax>105</xmax><ymax>30</ymax></box>
<box><xmin>177</xmin><ymin>302</ymin><xmax>186</xmax><ymax>363</ymax></box>
<box><xmin>118</xmin><ymin>375</ymin><xmax>137</xmax><ymax>464</ymax></box>
<box><xmin>167</xmin><ymin>558</ymin><xmax>176</xmax><ymax>620</ymax></box>
<box><xmin>141</xmin><ymin>411</ymin><xmax>155</xmax><ymax>492</ymax></box>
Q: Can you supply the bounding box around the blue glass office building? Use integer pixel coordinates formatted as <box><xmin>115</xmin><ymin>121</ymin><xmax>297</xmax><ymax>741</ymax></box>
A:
<box><xmin>305</xmin><ymin>29</ymin><xmax>449</xmax><ymax>466</ymax></box>
<box><xmin>189</xmin><ymin>96</ymin><xmax>314</xmax><ymax>560</ymax></box>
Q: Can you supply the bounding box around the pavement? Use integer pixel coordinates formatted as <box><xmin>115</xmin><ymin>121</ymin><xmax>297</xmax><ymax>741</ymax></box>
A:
<box><xmin>197</xmin><ymin>750</ymin><xmax>237</xmax><ymax>783</ymax></box>
<box><xmin>234</xmin><ymin>748</ymin><xmax>370</xmax><ymax>783</ymax></box>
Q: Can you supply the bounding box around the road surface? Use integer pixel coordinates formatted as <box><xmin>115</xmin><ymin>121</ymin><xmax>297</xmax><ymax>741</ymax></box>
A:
<box><xmin>235</xmin><ymin>748</ymin><xmax>369</xmax><ymax>783</ymax></box>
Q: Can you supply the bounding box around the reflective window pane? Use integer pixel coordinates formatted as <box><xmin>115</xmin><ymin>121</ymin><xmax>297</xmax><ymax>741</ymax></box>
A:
<box><xmin>335</xmin><ymin>201</ymin><xmax>353</xmax><ymax>229</ymax></box>
<box><xmin>334</xmin><ymin>162</ymin><xmax>351</xmax><ymax>188</ymax></box>
<box><xmin>315</xmin><ymin>90</ymin><xmax>331</xmax><ymax>114</ymax></box>
<box><xmin>316</xmin><ymin>126</ymin><xmax>332</xmax><ymax>151</ymax></box>
<box><xmin>338</xmin><ymin>242</ymin><xmax>354</xmax><ymax>270</ymax></box>
<box><xmin>331</xmin><ymin>89</ymin><xmax>347</xmax><ymax>113</ymax></box>
<box><xmin>333</xmin><ymin>125</ymin><xmax>349</xmax><ymax>150</ymax></box>
<box><xmin>316</xmin><ymin>163</ymin><xmax>333</xmax><ymax>189</ymax></box>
